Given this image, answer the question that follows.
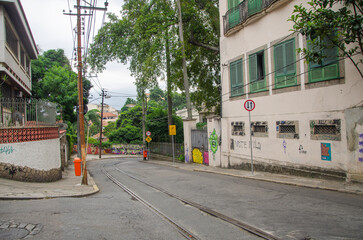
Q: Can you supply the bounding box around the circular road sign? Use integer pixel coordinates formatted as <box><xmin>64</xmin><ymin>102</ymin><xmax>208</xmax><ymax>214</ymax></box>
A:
<box><xmin>244</xmin><ymin>100</ymin><xmax>255</xmax><ymax>111</ymax></box>
<box><xmin>146</xmin><ymin>131</ymin><xmax>151</xmax><ymax>137</ymax></box>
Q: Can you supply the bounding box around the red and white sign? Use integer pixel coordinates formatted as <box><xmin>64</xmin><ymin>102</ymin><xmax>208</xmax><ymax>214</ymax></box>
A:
<box><xmin>146</xmin><ymin>131</ymin><xmax>151</xmax><ymax>136</ymax></box>
<box><xmin>244</xmin><ymin>100</ymin><xmax>255</xmax><ymax>111</ymax></box>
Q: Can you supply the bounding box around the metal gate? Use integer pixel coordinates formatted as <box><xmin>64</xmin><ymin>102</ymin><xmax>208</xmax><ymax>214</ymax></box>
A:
<box><xmin>191</xmin><ymin>129</ymin><xmax>209</xmax><ymax>165</ymax></box>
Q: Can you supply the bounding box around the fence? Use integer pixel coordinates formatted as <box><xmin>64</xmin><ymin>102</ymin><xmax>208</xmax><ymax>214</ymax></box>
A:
<box><xmin>0</xmin><ymin>98</ymin><xmax>59</xmax><ymax>128</ymax></box>
<box><xmin>150</xmin><ymin>142</ymin><xmax>184</xmax><ymax>159</ymax></box>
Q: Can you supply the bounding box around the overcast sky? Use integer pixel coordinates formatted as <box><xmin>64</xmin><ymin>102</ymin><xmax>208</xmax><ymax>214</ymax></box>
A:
<box><xmin>21</xmin><ymin>0</ymin><xmax>138</xmax><ymax>110</ymax></box>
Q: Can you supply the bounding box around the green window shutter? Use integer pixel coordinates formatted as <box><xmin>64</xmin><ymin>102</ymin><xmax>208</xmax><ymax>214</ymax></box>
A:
<box><xmin>228</xmin><ymin>0</ymin><xmax>240</xmax><ymax>28</ymax></box>
<box><xmin>274</xmin><ymin>44</ymin><xmax>284</xmax><ymax>76</ymax></box>
<box><xmin>248</xmin><ymin>0</ymin><xmax>262</xmax><ymax>16</ymax></box>
<box><xmin>249</xmin><ymin>54</ymin><xmax>258</xmax><ymax>83</ymax></box>
<box><xmin>308</xmin><ymin>35</ymin><xmax>339</xmax><ymax>82</ymax></box>
<box><xmin>274</xmin><ymin>39</ymin><xmax>296</xmax><ymax>88</ymax></box>
<box><xmin>285</xmin><ymin>40</ymin><xmax>295</xmax><ymax>74</ymax></box>
<box><xmin>230</xmin><ymin>59</ymin><xmax>243</xmax><ymax>96</ymax></box>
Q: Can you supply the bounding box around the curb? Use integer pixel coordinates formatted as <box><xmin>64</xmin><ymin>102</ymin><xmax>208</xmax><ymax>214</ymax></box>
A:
<box><xmin>143</xmin><ymin>161</ymin><xmax>363</xmax><ymax>195</ymax></box>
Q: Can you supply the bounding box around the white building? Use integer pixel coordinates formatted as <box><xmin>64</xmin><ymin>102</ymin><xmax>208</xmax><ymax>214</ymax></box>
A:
<box><xmin>0</xmin><ymin>0</ymin><xmax>37</xmax><ymax>98</ymax></box>
<box><xmin>214</xmin><ymin>0</ymin><xmax>363</xmax><ymax>181</ymax></box>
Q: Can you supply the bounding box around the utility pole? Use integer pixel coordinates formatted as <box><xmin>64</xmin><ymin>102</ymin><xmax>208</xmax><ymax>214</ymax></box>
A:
<box><xmin>64</xmin><ymin>0</ymin><xmax>108</xmax><ymax>185</ymax></box>
<box><xmin>175</xmin><ymin>0</ymin><xmax>192</xmax><ymax>120</ymax></box>
<box><xmin>99</xmin><ymin>89</ymin><xmax>105</xmax><ymax>159</ymax></box>
<box><xmin>76</xmin><ymin>0</ymin><xmax>88</xmax><ymax>185</ymax></box>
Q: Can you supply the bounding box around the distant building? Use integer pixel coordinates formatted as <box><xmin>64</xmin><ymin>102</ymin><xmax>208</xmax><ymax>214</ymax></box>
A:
<box><xmin>0</xmin><ymin>0</ymin><xmax>38</xmax><ymax>98</ymax></box>
<box><xmin>88</xmin><ymin>103</ymin><xmax>119</xmax><ymax>116</ymax></box>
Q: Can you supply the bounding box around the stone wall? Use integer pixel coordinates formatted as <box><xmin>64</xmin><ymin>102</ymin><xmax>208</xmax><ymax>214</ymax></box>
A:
<box><xmin>0</xmin><ymin>162</ymin><xmax>62</xmax><ymax>182</ymax></box>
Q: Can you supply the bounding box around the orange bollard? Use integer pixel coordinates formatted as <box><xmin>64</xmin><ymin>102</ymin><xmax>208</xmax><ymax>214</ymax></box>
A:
<box><xmin>143</xmin><ymin>150</ymin><xmax>147</xmax><ymax>160</ymax></box>
<box><xmin>73</xmin><ymin>157</ymin><xmax>82</xmax><ymax>176</ymax></box>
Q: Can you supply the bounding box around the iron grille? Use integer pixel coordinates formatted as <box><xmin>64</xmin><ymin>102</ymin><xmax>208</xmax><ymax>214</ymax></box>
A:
<box><xmin>314</xmin><ymin>125</ymin><xmax>337</xmax><ymax>135</ymax></box>
<box><xmin>280</xmin><ymin>125</ymin><xmax>296</xmax><ymax>133</ymax></box>
<box><xmin>233</xmin><ymin>125</ymin><xmax>244</xmax><ymax>132</ymax></box>
<box><xmin>254</xmin><ymin>125</ymin><xmax>267</xmax><ymax>133</ymax></box>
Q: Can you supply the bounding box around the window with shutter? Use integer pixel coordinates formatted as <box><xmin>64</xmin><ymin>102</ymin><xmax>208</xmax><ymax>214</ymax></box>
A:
<box><xmin>308</xmin><ymin>35</ymin><xmax>339</xmax><ymax>83</ymax></box>
<box><xmin>228</xmin><ymin>0</ymin><xmax>241</xmax><ymax>28</ymax></box>
<box><xmin>248</xmin><ymin>0</ymin><xmax>262</xmax><ymax>16</ymax></box>
<box><xmin>249</xmin><ymin>51</ymin><xmax>266</xmax><ymax>93</ymax></box>
<box><xmin>274</xmin><ymin>39</ymin><xmax>297</xmax><ymax>88</ymax></box>
<box><xmin>230</xmin><ymin>59</ymin><xmax>244</xmax><ymax>97</ymax></box>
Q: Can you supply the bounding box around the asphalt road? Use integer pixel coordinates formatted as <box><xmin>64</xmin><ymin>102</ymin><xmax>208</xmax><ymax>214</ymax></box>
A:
<box><xmin>1</xmin><ymin>158</ymin><xmax>363</xmax><ymax>240</ymax></box>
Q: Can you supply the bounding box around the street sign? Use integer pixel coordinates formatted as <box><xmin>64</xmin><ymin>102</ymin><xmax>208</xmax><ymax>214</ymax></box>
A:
<box><xmin>146</xmin><ymin>136</ymin><xmax>152</xmax><ymax>142</ymax></box>
<box><xmin>146</xmin><ymin>131</ymin><xmax>151</xmax><ymax>137</ymax></box>
<box><xmin>169</xmin><ymin>125</ymin><xmax>176</xmax><ymax>135</ymax></box>
<box><xmin>244</xmin><ymin>100</ymin><xmax>255</xmax><ymax>111</ymax></box>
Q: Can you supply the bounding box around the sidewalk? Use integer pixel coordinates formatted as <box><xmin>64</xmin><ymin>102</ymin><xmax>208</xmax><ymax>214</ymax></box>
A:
<box><xmin>0</xmin><ymin>154</ymin><xmax>124</xmax><ymax>200</ymax></box>
<box><xmin>145</xmin><ymin>160</ymin><xmax>363</xmax><ymax>195</ymax></box>
<box><xmin>1</xmin><ymin>155</ymin><xmax>362</xmax><ymax>200</ymax></box>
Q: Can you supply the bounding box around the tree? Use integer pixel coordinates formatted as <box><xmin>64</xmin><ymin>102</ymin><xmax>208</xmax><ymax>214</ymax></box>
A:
<box><xmin>88</xmin><ymin>0</ymin><xmax>221</xmax><ymax>115</ymax></box>
<box><xmin>85</xmin><ymin>109</ymin><xmax>101</xmax><ymax>136</ymax></box>
<box><xmin>31</xmin><ymin>49</ymin><xmax>92</xmax><ymax>123</ymax></box>
<box><xmin>290</xmin><ymin>0</ymin><xmax>363</xmax><ymax>78</ymax></box>
<box><xmin>121</xmin><ymin>97</ymin><xmax>137</xmax><ymax>112</ymax></box>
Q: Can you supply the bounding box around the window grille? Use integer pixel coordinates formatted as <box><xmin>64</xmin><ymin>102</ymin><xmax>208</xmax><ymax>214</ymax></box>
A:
<box><xmin>314</xmin><ymin>125</ymin><xmax>337</xmax><ymax>135</ymax></box>
<box><xmin>253</xmin><ymin>125</ymin><xmax>266</xmax><ymax>132</ymax></box>
<box><xmin>280</xmin><ymin>125</ymin><xmax>295</xmax><ymax>133</ymax></box>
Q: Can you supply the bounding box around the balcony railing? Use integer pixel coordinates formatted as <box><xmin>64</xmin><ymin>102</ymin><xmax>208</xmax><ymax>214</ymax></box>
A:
<box><xmin>0</xmin><ymin>98</ymin><xmax>60</xmax><ymax>128</ymax></box>
<box><xmin>223</xmin><ymin>0</ymin><xmax>279</xmax><ymax>34</ymax></box>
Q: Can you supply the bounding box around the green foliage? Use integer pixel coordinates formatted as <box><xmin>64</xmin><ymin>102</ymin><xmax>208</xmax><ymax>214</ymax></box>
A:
<box><xmin>121</xmin><ymin>97</ymin><xmax>137</xmax><ymax>112</ymax></box>
<box><xmin>289</xmin><ymin>0</ymin><xmax>363</xmax><ymax>77</ymax></box>
<box><xmin>87</xmin><ymin>137</ymin><xmax>98</xmax><ymax>145</ymax></box>
<box><xmin>88</xmin><ymin>0</ymin><xmax>221</xmax><ymax>114</ymax></box>
<box><xmin>31</xmin><ymin>49</ymin><xmax>92</xmax><ymax>123</ymax></box>
<box><xmin>196</xmin><ymin>122</ymin><xmax>207</xmax><ymax>130</ymax></box>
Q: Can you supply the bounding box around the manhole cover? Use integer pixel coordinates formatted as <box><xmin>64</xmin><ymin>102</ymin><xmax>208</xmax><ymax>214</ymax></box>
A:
<box><xmin>0</xmin><ymin>228</ymin><xmax>29</xmax><ymax>240</ymax></box>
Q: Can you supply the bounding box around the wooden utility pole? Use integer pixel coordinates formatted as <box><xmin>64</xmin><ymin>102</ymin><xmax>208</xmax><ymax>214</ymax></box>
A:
<box><xmin>76</xmin><ymin>0</ymin><xmax>88</xmax><ymax>185</ymax></box>
<box><xmin>175</xmin><ymin>0</ymin><xmax>192</xmax><ymax>120</ymax></box>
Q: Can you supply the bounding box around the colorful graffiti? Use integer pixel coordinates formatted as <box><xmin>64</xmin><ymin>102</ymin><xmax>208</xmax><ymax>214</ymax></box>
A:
<box><xmin>82</xmin><ymin>144</ymin><xmax>143</xmax><ymax>155</ymax></box>
<box><xmin>0</xmin><ymin>146</ymin><xmax>15</xmax><ymax>155</ymax></box>
<box><xmin>321</xmin><ymin>143</ymin><xmax>332</xmax><ymax>161</ymax></box>
<box><xmin>209</xmin><ymin>129</ymin><xmax>218</xmax><ymax>157</ymax></box>
<box><xmin>359</xmin><ymin>134</ymin><xmax>363</xmax><ymax>162</ymax></box>
<box><xmin>192</xmin><ymin>148</ymin><xmax>203</xmax><ymax>164</ymax></box>
<box><xmin>111</xmin><ymin>144</ymin><xmax>143</xmax><ymax>155</ymax></box>
<box><xmin>203</xmin><ymin>151</ymin><xmax>209</xmax><ymax>165</ymax></box>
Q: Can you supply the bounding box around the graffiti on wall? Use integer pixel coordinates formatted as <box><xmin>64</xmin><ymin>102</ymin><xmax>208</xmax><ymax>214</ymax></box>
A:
<box><xmin>282</xmin><ymin>140</ymin><xmax>287</xmax><ymax>154</ymax></box>
<box><xmin>111</xmin><ymin>144</ymin><xmax>142</xmax><ymax>155</ymax></box>
<box><xmin>209</xmin><ymin>129</ymin><xmax>218</xmax><ymax>160</ymax></box>
<box><xmin>192</xmin><ymin>148</ymin><xmax>203</xmax><ymax>164</ymax></box>
<box><xmin>359</xmin><ymin>134</ymin><xmax>363</xmax><ymax>162</ymax></box>
<box><xmin>230</xmin><ymin>139</ymin><xmax>262</xmax><ymax>151</ymax></box>
<box><xmin>0</xmin><ymin>146</ymin><xmax>16</xmax><ymax>155</ymax></box>
<box><xmin>321</xmin><ymin>143</ymin><xmax>332</xmax><ymax>161</ymax></box>
<box><xmin>185</xmin><ymin>145</ymin><xmax>190</xmax><ymax>163</ymax></box>
<box><xmin>299</xmin><ymin>145</ymin><xmax>307</xmax><ymax>154</ymax></box>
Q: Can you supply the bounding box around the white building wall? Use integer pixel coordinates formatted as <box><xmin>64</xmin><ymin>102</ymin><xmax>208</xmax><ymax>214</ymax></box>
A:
<box><xmin>1</xmin><ymin>139</ymin><xmax>61</xmax><ymax>170</ymax></box>
<box><xmin>219</xmin><ymin>0</ymin><xmax>363</xmax><ymax>180</ymax></box>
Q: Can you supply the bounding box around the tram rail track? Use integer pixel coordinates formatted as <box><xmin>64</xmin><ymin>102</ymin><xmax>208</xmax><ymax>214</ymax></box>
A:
<box><xmin>102</xmin><ymin>162</ymin><xmax>282</xmax><ymax>240</ymax></box>
<box><xmin>101</xmin><ymin>164</ymin><xmax>200</xmax><ymax>240</ymax></box>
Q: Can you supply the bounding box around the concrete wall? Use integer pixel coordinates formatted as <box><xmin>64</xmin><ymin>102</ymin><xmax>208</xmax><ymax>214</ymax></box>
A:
<box><xmin>0</xmin><ymin>138</ymin><xmax>62</xmax><ymax>182</ymax></box>
<box><xmin>219</xmin><ymin>0</ymin><xmax>363</xmax><ymax>181</ymax></box>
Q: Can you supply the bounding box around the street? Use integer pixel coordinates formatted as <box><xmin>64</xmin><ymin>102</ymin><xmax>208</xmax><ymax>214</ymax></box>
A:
<box><xmin>1</xmin><ymin>158</ymin><xmax>363</xmax><ymax>240</ymax></box>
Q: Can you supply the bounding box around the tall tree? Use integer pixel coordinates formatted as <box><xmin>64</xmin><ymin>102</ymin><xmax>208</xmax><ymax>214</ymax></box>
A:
<box><xmin>290</xmin><ymin>0</ymin><xmax>363</xmax><ymax>78</ymax></box>
<box><xmin>31</xmin><ymin>49</ymin><xmax>92</xmax><ymax>122</ymax></box>
<box><xmin>88</xmin><ymin>0</ymin><xmax>221</xmax><ymax>115</ymax></box>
